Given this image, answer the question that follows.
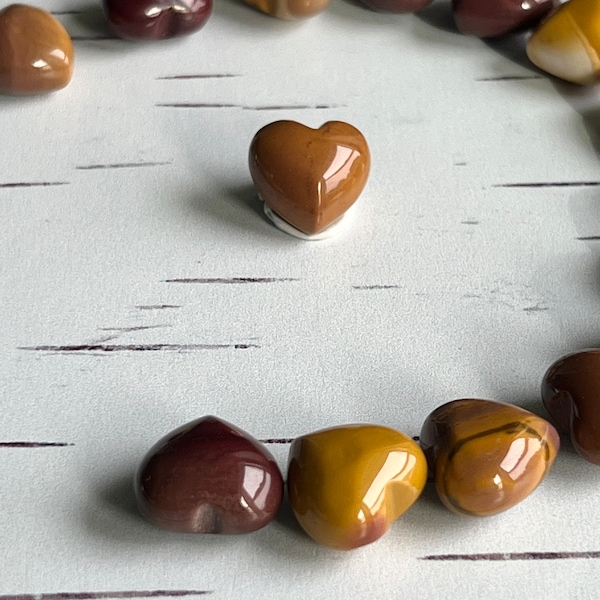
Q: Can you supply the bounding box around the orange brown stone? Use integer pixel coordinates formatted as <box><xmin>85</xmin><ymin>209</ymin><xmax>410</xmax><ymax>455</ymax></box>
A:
<box><xmin>420</xmin><ymin>399</ymin><xmax>559</xmax><ymax>517</ymax></box>
<box><xmin>0</xmin><ymin>4</ymin><xmax>74</xmax><ymax>95</ymax></box>
<box><xmin>243</xmin><ymin>0</ymin><xmax>329</xmax><ymax>19</ymax></box>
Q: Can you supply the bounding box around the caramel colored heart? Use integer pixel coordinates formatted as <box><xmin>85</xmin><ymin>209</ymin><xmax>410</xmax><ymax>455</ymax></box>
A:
<box><xmin>249</xmin><ymin>121</ymin><xmax>370</xmax><ymax>237</ymax></box>
<box><xmin>0</xmin><ymin>4</ymin><xmax>74</xmax><ymax>95</ymax></box>
<box><xmin>243</xmin><ymin>0</ymin><xmax>330</xmax><ymax>19</ymax></box>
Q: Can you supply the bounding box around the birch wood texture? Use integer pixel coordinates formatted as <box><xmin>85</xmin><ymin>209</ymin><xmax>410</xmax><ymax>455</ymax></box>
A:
<box><xmin>2</xmin><ymin>1</ymin><xmax>600</xmax><ymax>598</ymax></box>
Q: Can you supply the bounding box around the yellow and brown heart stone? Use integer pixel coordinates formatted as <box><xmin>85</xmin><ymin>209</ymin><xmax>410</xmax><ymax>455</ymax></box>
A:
<box><xmin>249</xmin><ymin>120</ymin><xmax>370</xmax><ymax>237</ymax></box>
<box><xmin>0</xmin><ymin>4</ymin><xmax>74</xmax><ymax>95</ymax></box>
<box><xmin>288</xmin><ymin>424</ymin><xmax>426</xmax><ymax>550</ymax></box>
<box><xmin>420</xmin><ymin>399</ymin><xmax>559</xmax><ymax>517</ymax></box>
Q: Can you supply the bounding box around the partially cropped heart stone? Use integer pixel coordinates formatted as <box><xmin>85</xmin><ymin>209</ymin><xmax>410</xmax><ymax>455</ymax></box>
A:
<box><xmin>104</xmin><ymin>0</ymin><xmax>212</xmax><ymax>40</ymax></box>
<box><xmin>135</xmin><ymin>416</ymin><xmax>284</xmax><ymax>534</ymax></box>
<box><xmin>287</xmin><ymin>424</ymin><xmax>427</xmax><ymax>550</ymax></box>
<box><xmin>242</xmin><ymin>0</ymin><xmax>329</xmax><ymax>19</ymax></box>
<box><xmin>0</xmin><ymin>4</ymin><xmax>74</xmax><ymax>95</ymax></box>
<box><xmin>420</xmin><ymin>399</ymin><xmax>559</xmax><ymax>516</ymax></box>
<box><xmin>527</xmin><ymin>0</ymin><xmax>600</xmax><ymax>84</ymax></box>
<box><xmin>542</xmin><ymin>349</ymin><xmax>600</xmax><ymax>465</ymax></box>
<box><xmin>249</xmin><ymin>120</ymin><xmax>370</xmax><ymax>238</ymax></box>
<box><xmin>453</xmin><ymin>0</ymin><xmax>553</xmax><ymax>38</ymax></box>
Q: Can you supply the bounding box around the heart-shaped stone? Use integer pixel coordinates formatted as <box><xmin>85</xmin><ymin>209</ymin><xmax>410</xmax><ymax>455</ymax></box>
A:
<box><xmin>526</xmin><ymin>0</ymin><xmax>600</xmax><ymax>84</ymax></box>
<box><xmin>135</xmin><ymin>416</ymin><xmax>284</xmax><ymax>534</ymax></box>
<box><xmin>104</xmin><ymin>0</ymin><xmax>212</xmax><ymax>40</ymax></box>
<box><xmin>453</xmin><ymin>0</ymin><xmax>553</xmax><ymax>38</ymax></box>
<box><xmin>357</xmin><ymin>0</ymin><xmax>432</xmax><ymax>14</ymax></box>
<box><xmin>420</xmin><ymin>399</ymin><xmax>559</xmax><ymax>516</ymax></box>
<box><xmin>249</xmin><ymin>121</ymin><xmax>370</xmax><ymax>238</ymax></box>
<box><xmin>243</xmin><ymin>0</ymin><xmax>329</xmax><ymax>19</ymax></box>
<box><xmin>542</xmin><ymin>349</ymin><xmax>600</xmax><ymax>465</ymax></box>
<box><xmin>0</xmin><ymin>4</ymin><xmax>74</xmax><ymax>95</ymax></box>
<box><xmin>287</xmin><ymin>424</ymin><xmax>427</xmax><ymax>550</ymax></box>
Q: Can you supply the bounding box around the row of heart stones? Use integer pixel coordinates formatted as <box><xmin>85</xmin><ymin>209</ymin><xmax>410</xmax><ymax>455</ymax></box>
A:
<box><xmin>134</xmin><ymin>349</ymin><xmax>600</xmax><ymax>551</ymax></box>
<box><xmin>0</xmin><ymin>0</ymin><xmax>599</xmax><ymax>95</ymax></box>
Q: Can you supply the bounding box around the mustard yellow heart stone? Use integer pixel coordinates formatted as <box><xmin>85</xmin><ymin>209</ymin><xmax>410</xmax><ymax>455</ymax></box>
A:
<box><xmin>526</xmin><ymin>0</ymin><xmax>600</xmax><ymax>85</ymax></box>
<box><xmin>420</xmin><ymin>399</ymin><xmax>560</xmax><ymax>517</ymax></box>
<box><xmin>287</xmin><ymin>424</ymin><xmax>427</xmax><ymax>550</ymax></box>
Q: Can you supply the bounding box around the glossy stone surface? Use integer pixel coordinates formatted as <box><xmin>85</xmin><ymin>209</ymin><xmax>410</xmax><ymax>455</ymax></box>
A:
<box><xmin>0</xmin><ymin>4</ymin><xmax>74</xmax><ymax>95</ymax></box>
<box><xmin>104</xmin><ymin>0</ymin><xmax>212</xmax><ymax>41</ymax></box>
<box><xmin>288</xmin><ymin>424</ymin><xmax>427</xmax><ymax>550</ymax></box>
<box><xmin>453</xmin><ymin>0</ymin><xmax>552</xmax><ymax>38</ymax></box>
<box><xmin>356</xmin><ymin>0</ymin><xmax>432</xmax><ymax>13</ymax></box>
<box><xmin>243</xmin><ymin>0</ymin><xmax>329</xmax><ymax>19</ymax></box>
<box><xmin>420</xmin><ymin>399</ymin><xmax>559</xmax><ymax>517</ymax></box>
<box><xmin>527</xmin><ymin>0</ymin><xmax>600</xmax><ymax>84</ymax></box>
<box><xmin>135</xmin><ymin>416</ymin><xmax>284</xmax><ymax>533</ymax></box>
<box><xmin>542</xmin><ymin>349</ymin><xmax>600</xmax><ymax>465</ymax></box>
<box><xmin>249</xmin><ymin>120</ymin><xmax>370</xmax><ymax>237</ymax></box>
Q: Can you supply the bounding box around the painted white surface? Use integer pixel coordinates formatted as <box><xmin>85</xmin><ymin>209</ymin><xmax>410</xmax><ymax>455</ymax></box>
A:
<box><xmin>2</xmin><ymin>0</ymin><xmax>600</xmax><ymax>598</ymax></box>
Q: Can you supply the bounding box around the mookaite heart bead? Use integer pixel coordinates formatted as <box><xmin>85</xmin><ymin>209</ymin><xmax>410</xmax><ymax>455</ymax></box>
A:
<box><xmin>357</xmin><ymin>0</ymin><xmax>432</xmax><ymax>14</ymax></box>
<box><xmin>135</xmin><ymin>416</ymin><xmax>284</xmax><ymax>534</ymax></box>
<box><xmin>249</xmin><ymin>121</ymin><xmax>370</xmax><ymax>239</ymax></box>
<box><xmin>103</xmin><ymin>0</ymin><xmax>212</xmax><ymax>40</ymax></box>
<box><xmin>527</xmin><ymin>0</ymin><xmax>600</xmax><ymax>84</ymax></box>
<box><xmin>0</xmin><ymin>4</ymin><xmax>74</xmax><ymax>95</ymax></box>
<box><xmin>542</xmin><ymin>350</ymin><xmax>600</xmax><ymax>465</ymax></box>
<box><xmin>287</xmin><ymin>425</ymin><xmax>427</xmax><ymax>550</ymax></box>
<box><xmin>243</xmin><ymin>0</ymin><xmax>329</xmax><ymax>19</ymax></box>
<box><xmin>453</xmin><ymin>0</ymin><xmax>553</xmax><ymax>38</ymax></box>
<box><xmin>420</xmin><ymin>399</ymin><xmax>559</xmax><ymax>517</ymax></box>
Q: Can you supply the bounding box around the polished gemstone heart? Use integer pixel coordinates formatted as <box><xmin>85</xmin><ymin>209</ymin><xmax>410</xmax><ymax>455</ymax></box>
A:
<box><xmin>420</xmin><ymin>399</ymin><xmax>559</xmax><ymax>516</ymax></box>
<box><xmin>453</xmin><ymin>0</ymin><xmax>552</xmax><ymax>38</ymax></box>
<box><xmin>249</xmin><ymin>121</ymin><xmax>370</xmax><ymax>237</ymax></box>
<box><xmin>542</xmin><ymin>349</ymin><xmax>600</xmax><ymax>465</ymax></box>
<box><xmin>243</xmin><ymin>0</ymin><xmax>329</xmax><ymax>19</ymax></box>
<box><xmin>526</xmin><ymin>0</ymin><xmax>600</xmax><ymax>84</ymax></box>
<box><xmin>0</xmin><ymin>4</ymin><xmax>74</xmax><ymax>95</ymax></box>
<box><xmin>135</xmin><ymin>416</ymin><xmax>284</xmax><ymax>534</ymax></box>
<box><xmin>288</xmin><ymin>424</ymin><xmax>427</xmax><ymax>550</ymax></box>
<box><xmin>357</xmin><ymin>0</ymin><xmax>432</xmax><ymax>14</ymax></box>
<box><xmin>104</xmin><ymin>0</ymin><xmax>212</xmax><ymax>40</ymax></box>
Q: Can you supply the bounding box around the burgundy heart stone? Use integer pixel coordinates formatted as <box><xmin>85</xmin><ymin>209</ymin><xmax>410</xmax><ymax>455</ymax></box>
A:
<box><xmin>357</xmin><ymin>0</ymin><xmax>432</xmax><ymax>13</ymax></box>
<box><xmin>103</xmin><ymin>0</ymin><xmax>212</xmax><ymax>41</ymax></box>
<box><xmin>452</xmin><ymin>0</ymin><xmax>553</xmax><ymax>38</ymax></box>
<box><xmin>135</xmin><ymin>416</ymin><xmax>284</xmax><ymax>533</ymax></box>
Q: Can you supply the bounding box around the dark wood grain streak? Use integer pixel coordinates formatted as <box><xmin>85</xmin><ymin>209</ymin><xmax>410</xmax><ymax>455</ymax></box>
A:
<box><xmin>494</xmin><ymin>181</ymin><xmax>600</xmax><ymax>188</ymax></box>
<box><xmin>76</xmin><ymin>162</ymin><xmax>171</xmax><ymax>170</ymax></box>
<box><xmin>461</xmin><ymin>220</ymin><xmax>479</xmax><ymax>225</ymax></box>
<box><xmin>0</xmin><ymin>442</ymin><xmax>73</xmax><ymax>448</ymax></box>
<box><xmin>156</xmin><ymin>74</ymin><xmax>240</xmax><ymax>80</ymax></box>
<box><xmin>0</xmin><ymin>591</ymin><xmax>212</xmax><ymax>600</ymax></box>
<box><xmin>0</xmin><ymin>182</ymin><xmax>69</xmax><ymax>188</ymax></box>
<box><xmin>421</xmin><ymin>551</ymin><xmax>600</xmax><ymax>561</ymax></box>
<box><xmin>260</xmin><ymin>438</ymin><xmax>294</xmax><ymax>444</ymax></box>
<box><xmin>155</xmin><ymin>103</ymin><xmax>340</xmax><ymax>110</ymax></box>
<box><xmin>98</xmin><ymin>325</ymin><xmax>170</xmax><ymax>332</ymax></box>
<box><xmin>476</xmin><ymin>75</ymin><xmax>544</xmax><ymax>81</ymax></box>
<box><xmin>19</xmin><ymin>344</ymin><xmax>258</xmax><ymax>352</ymax></box>
<box><xmin>135</xmin><ymin>305</ymin><xmax>181</xmax><ymax>310</ymax></box>
<box><xmin>353</xmin><ymin>285</ymin><xmax>402</xmax><ymax>290</ymax></box>
<box><xmin>577</xmin><ymin>236</ymin><xmax>600</xmax><ymax>241</ymax></box>
<box><xmin>164</xmin><ymin>277</ymin><xmax>298</xmax><ymax>284</ymax></box>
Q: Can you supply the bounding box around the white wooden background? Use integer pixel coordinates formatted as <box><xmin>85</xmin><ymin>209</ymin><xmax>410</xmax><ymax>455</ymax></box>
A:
<box><xmin>2</xmin><ymin>0</ymin><xmax>600</xmax><ymax>597</ymax></box>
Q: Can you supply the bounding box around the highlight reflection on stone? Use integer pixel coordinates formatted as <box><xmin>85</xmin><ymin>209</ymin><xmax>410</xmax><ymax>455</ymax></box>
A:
<box><xmin>453</xmin><ymin>0</ymin><xmax>552</xmax><ymax>38</ymax></box>
<box><xmin>420</xmin><ymin>399</ymin><xmax>559</xmax><ymax>517</ymax></box>
<box><xmin>288</xmin><ymin>424</ymin><xmax>427</xmax><ymax>550</ymax></box>
<box><xmin>0</xmin><ymin>4</ymin><xmax>74</xmax><ymax>95</ymax></box>
<box><xmin>249</xmin><ymin>120</ymin><xmax>370</xmax><ymax>238</ymax></box>
<box><xmin>542</xmin><ymin>349</ymin><xmax>600</xmax><ymax>465</ymax></box>
<box><xmin>526</xmin><ymin>0</ymin><xmax>600</xmax><ymax>84</ymax></box>
<box><xmin>135</xmin><ymin>416</ymin><xmax>284</xmax><ymax>533</ymax></box>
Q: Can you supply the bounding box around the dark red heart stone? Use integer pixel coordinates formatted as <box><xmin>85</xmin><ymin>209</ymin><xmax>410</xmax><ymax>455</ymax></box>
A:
<box><xmin>135</xmin><ymin>416</ymin><xmax>284</xmax><ymax>533</ymax></box>
<box><xmin>103</xmin><ymin>0</ymin><xmax>212</xmax><ymax>41</ymax></box>
<box><xmin>452</xmin><ymin>0</ymin><xmax>553</xmax><ymax>38</ymax></box>
<box><xmin>542</xmin><ymin>349</ymin><xmax>600</xmax><ymax>466</ymax></box>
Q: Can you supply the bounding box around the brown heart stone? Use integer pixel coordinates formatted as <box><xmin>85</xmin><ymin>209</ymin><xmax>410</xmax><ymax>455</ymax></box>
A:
<box><xmin>0</xmin><ymin>4</ymin><xmax>74</xmax><ymax>95</ymax></box>
<box><xmin>249</xmin><ymin>120</ymin><xmax>370</xmax><ymax>237</ymax></box>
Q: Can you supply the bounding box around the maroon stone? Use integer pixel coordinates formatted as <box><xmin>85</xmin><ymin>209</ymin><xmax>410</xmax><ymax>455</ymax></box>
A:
<box><xmin>452</xmin><ymin>0</ymin><xmax>553</xmax><ymax>38</ymax></box>
<box><xmin>542</xmin><ymin>350</ymin><xmax>600</xmax><ymax>466</ymax></box>
<box><xmin>135</xmin><ymin>416</ymin><xmax>284</xmax><ymax>533</ymax></box>
<box><xmin>103</xmin><ymin>0</ymin><xmax>212</xmax><ymax>41</ymax></box>
<box><xmin>357</xmin><ymin>0</ymin><xmax>432</xmax><ymax>13</ymax></box>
